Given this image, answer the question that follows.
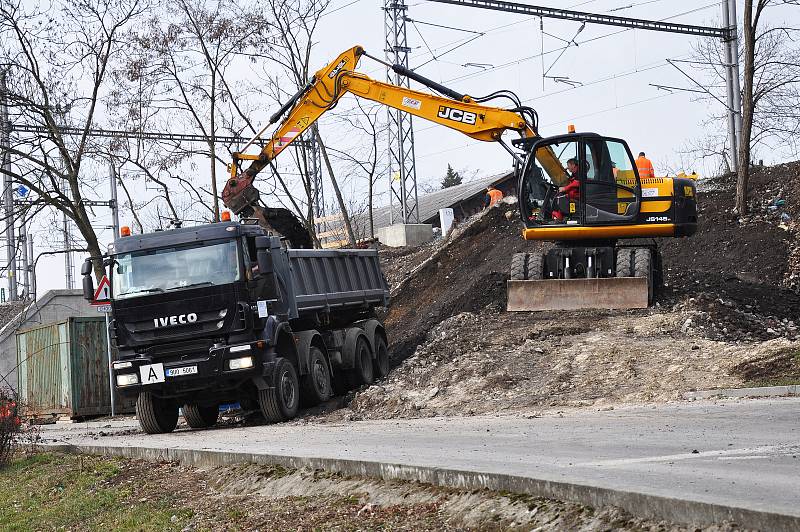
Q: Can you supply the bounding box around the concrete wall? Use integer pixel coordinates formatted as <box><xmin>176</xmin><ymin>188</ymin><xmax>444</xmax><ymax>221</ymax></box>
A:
<box><xmin>0</xmin><ymin>290</ymin><xmax>97</xmax><ymax>392</ymax></box>
<box><xmin>376</xmin><ymin>224</ymin><xmax>434</xmax><ymax>247</ymax></box>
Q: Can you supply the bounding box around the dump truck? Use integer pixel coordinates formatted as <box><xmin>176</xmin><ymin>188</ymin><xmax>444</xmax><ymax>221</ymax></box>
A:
<box><xmin>81</xmin><ymin>220</ymin><xmax>389</xmax><ymax>434</ymax></box>
<box><xmin>223</xmin><ymin>45</ymin><xmax>697</xmax><ymax>311</ymax></box>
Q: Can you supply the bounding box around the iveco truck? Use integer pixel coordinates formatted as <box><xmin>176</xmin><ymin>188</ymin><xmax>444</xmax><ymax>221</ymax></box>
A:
<box><xmin>82</xmin><ymin>219</ymin><xmax>390</xmax><ymax>434</ymax></box>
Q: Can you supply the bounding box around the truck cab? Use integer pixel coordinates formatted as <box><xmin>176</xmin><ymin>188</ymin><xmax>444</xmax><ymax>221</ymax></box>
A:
<box><xmin>82</xmin><ymin>220</ymin><xmax>390</xmax><ymax>434</ymax></box>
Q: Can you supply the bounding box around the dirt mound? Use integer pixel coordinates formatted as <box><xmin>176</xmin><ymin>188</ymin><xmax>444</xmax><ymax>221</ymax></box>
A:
<box><xmin>383</xmin><ymin>205</ymin><xmax>542</xmax><ymax>361</ymax></box>
<box><xmin>331</xmin><ymin>161</ymin><xmax>800</xmax><ymax>421</ymax></box>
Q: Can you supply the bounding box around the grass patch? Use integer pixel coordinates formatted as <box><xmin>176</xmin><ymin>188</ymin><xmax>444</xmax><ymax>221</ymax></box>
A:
<box><xmin>0</xmin><ymin>453</ymin><xmax>190</xmax><ymax>532</ymax></box>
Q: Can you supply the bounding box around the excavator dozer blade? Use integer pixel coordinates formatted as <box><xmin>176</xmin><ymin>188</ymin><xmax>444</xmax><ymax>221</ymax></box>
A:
<box><xmin>507</xmin><ymin>277</ymin><xmax>649</xmax><ymax>311</ymax></box>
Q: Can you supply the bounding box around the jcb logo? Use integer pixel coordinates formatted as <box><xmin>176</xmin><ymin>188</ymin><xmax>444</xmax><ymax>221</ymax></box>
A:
<box><xmin>437</xmin><ymin>106</ymin><xmax>477</xmax><ymax>125</ymax></box>
<box><xmin>327</xmin><ymin>58</ymin><xmax>348</xmax><ymax>79</ymax></box>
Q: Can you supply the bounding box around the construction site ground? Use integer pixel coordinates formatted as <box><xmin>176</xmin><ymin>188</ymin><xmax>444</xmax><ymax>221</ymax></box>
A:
<box><xmin>327</xmin><ymin>161</ymin><xmax>800</xmax><ymax>421</ymax></box>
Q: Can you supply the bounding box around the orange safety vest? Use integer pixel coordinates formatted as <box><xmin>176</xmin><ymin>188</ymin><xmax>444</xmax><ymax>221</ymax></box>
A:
<box><xmin>487</xmin><ymin>189</ymin><xmax>503</xmax><ymax>207</ymax></box>
<box><xmin>636</xmin><ymin>156</ymin><xmax>655</xmax><ymax>179</ymax></box>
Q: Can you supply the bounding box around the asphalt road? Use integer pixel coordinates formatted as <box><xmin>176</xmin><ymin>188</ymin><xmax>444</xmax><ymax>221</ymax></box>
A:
<box><xmin>39</xmin><ymin>397</ymin><xmax>800</xmax><ymax>525</ymax></box>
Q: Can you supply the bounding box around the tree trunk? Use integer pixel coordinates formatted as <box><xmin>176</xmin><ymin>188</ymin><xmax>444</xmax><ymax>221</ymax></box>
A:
<box><xmin>314</xmin><ymin>128</ymin><xmax>356</xmax><ymax>247</ymax></box>
<box><xmin>735</xmin><ymin>0</ymin><xmax>756</xmax><ymax>215</ymax></box>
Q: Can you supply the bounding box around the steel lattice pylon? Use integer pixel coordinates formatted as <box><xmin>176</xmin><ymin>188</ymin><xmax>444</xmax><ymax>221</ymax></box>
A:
<box><xmin>384</xmin><ymin>0</ymin><xmax>419</xmax><ymax>224</ymax></box>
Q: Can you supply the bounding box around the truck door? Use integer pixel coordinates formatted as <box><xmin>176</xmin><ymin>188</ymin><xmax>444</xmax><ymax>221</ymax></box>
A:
<box><xmin>581</xmin><ymin>136</ymin><xmax>641</xmax><ymax>224</ymax></box>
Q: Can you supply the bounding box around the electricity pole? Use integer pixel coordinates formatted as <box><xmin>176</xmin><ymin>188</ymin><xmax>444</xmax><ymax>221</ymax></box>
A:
<box><xmin>0</xmin><ymin>71</ymin><xmax>18</xmax><ymax>301</ymax></box>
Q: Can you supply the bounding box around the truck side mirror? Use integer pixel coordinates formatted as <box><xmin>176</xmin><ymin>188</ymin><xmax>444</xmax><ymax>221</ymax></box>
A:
<box><xmin>82</xmin><ymin>273</ymin><xmax>95</xmax><ymax>301</ymax></box>
<box><xmin>257</xmin><ymin>250</ymin><xmax>274</xmax><ymax>275</ymax></box>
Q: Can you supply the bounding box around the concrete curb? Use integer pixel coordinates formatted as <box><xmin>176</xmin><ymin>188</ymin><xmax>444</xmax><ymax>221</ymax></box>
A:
<box><xmin>684</xmin><ymin>385</ymin><xmax>799</xmax><ymax>400</ymax></box>
<box><xmin>41</xmin><ymin>442</ymin><xmax>800</xmax><ymax>532</ymax></box>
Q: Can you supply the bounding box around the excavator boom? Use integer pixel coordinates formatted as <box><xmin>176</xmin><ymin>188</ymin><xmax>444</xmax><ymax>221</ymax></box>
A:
<box><xmin>222</xmin><ymin>46</ymin><xmax>544</xmax><ymax>218</ymax></box>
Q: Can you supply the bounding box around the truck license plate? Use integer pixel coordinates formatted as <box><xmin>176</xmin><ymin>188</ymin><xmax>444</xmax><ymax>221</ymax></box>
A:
<box><xmin>166</xmin><ymin>366</ymin><xmax>198</xmax><ymax>377</ymax></box>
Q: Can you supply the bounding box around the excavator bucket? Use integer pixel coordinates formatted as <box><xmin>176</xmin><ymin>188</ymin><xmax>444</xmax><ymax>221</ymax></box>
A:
<box><xmin>507</xmin><ymin>277</ymin><xmax>649</xmax><ymax>311</ymax></box>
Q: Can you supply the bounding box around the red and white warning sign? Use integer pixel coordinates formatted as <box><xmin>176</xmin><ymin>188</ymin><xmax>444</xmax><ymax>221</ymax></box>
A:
<box><xmin>91</xmin><ymin>275</ymin><xmax>111</xmax><ymax>305</ymax></box>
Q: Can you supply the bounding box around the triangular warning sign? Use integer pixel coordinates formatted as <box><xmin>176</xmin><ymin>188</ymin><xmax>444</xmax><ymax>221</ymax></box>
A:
<box><xmin>92</xmin><ymin>275</ymin><xmax>111</xmax><ymax>305</ymax></box>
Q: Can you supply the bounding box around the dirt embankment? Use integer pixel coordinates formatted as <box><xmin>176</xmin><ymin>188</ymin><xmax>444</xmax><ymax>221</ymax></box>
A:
<box><xmin>335</xmin><ymin>162</ymin><xmax>800</xmax><ymax>421</ymax></box>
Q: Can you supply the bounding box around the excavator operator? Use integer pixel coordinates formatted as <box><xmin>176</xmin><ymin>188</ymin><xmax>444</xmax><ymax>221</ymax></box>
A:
<box><xmin>551</xmin><ymin>158</ymin><xmax>582</xmax><ymax>221</ymax></box>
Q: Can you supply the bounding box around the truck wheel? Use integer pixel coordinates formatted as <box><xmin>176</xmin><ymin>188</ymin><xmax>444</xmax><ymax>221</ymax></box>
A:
<box><xmin>136</xmin><ymin>392</ymin><xmax>178</xmax><ymax>434</ymax></box>
<box><xmin>525</xmin><ymin>253</ymin><xmax>544</xmax><ymax>280</ymax></box>
<box><xmin>258</xmin><ymin>358</ymin><xmax>300</xmax><ymax>423</ymax></box>
<box><xmin>373</xmin><ymin>335</ymin><xmax>390</xmax><ymax>380</ymax></box>
<box><xmin>300</xmin><ymin>347</ymin><xmax>332</xmax><ymax>407</ymax></box>
<box><xmin>615</xmin><ymin>248</ymin><xmax>634</xmax><ymax>277</ymax></box>
<box><xmin>348</xmin><ymin>336</ymin><xmax>374</xmax><ymax>388</ymax></box>
<box><xmin>183</xmin><ymin>403</ymin><xmax>219</xmax><ymax>429</ymax></box>
<box><xmin>510</xmin><ymin>253</ymin><xmax>528</xmax><ymax>280</ymax></box>
<box><xmin>633</xmin><ymin>248</ymin><xmax>654</xmax><ymax>303</ymax></box>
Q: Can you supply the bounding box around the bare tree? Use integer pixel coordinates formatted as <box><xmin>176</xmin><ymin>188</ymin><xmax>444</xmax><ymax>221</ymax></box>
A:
<box><xmin>736</xmin><ymin>0</ymin><xmax>800</xmax><ymax>213</ymax></box>
<box><xmin>255</xmin><ymin>0</ymin><xmax>357</xmax><ymax>246</ymax></box>
<box><xmin>0</xmin><ymin>0</ymin><xmax>145</xmax><ymax>281</ymax></box>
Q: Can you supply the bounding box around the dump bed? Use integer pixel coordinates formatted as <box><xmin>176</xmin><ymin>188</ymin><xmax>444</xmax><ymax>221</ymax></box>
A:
<box><xmin>282</xmin><ymin>248</ymin><xmax>389</xmax><ymax>317</ymax></box>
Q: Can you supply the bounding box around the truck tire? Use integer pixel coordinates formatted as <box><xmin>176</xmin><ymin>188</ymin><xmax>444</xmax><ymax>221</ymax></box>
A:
<box><xmin>633</xmin><ymin>248</ymin><xmax>654</xmax><ymax>303</ymax></box>
<box><xmin>258</xmin><ymin>358</ymin><xmax>300</xmax><ymax>423</ymax></box>
<box><xmin>510</xmin><ymin>253</ymin><xmax>528</xmax><ymax>280</ymax></box>
<box><xmin>615</xmin><ymin>248</ymin><xmax>634</xmax><ymax>277</ymax></box>
<box><xmin>525</xmin><ymin>253</ymin><xmax>544</xmax><ymax>280</ymax></box>
<box><xmin>300</xmin><ymin>346</ymin><xmax>332</xmax><ymax>407</ymax></box>
<box><xmin>183</xmin><ymin>403</ymin><xmax>219</xmax><ymax>429</ymax></box>
<box><xmin>347</xmin><ymin>336</ymin><xmax>374</xmax><ymax>388</ymax></box>
<box><xmin>136</xmin><ymin>392</ymin><xmax>178</xmax><ymax>434</ymax></box>
<box><xmin>373</xmin><ymin>335</ymin><xmax>390</xmax><ymax>380</ymax></box>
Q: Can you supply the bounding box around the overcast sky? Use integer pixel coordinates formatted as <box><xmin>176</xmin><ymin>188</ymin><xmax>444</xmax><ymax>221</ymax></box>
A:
<box><xmin>28</xmin><ymin>0</ymin><xmax>800</xmax><ymax>297</ymax></box>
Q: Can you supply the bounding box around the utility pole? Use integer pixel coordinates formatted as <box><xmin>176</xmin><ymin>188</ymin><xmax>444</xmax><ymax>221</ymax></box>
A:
<box><xmin>384</xmin><ymin>0</ymin><xmax>420</xmax><ymax>224</ymax></box>
<box><xmin>62</xmin><ymin>178</ymin><xmax>73</xmax><ymax>289</ymax></box>
<box><xmin>27</xmin><ymin>231</ymin><xmax>34</xmax><ymax>300</ymax></box>
<box><xmin>19</xmin><ymin>216</ymin><xmax>29</xmax><ymax>299</ymax></box>
<box><xmin>109</xmin><ymin>158</ymin><xmax>120</xmax><ymax>237</ymax></box>
<box><xmin>722</xmin><ymin>0</ymin><xmax>739</xmax><ymax>170</ymax></box>
<box><xmin>1</xmin><ymin>71</ymin><xmax>18</xmax><ymax>301</ymax></box>
<box><xmin>727</xmin><ymin>0</ymin><xmax>742</xmax><ymax>156</ymax></box>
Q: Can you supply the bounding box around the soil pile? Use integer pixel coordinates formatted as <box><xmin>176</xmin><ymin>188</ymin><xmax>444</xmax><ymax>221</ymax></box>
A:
<box><xmin>335</xmin><ymin>161</ymin><xmax>800</xmax><ymax>420</ymax></box>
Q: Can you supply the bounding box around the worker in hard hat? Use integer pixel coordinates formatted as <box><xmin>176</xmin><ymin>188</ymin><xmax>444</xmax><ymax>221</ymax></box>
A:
<box><xmin>636</xmin><ymin>151</ymin><xmax>655</xmax><ymax>179</ymax></box>
<box><xmin>484</xmin><ymin>185</ymin><xmax>504</xmax><ymax>209</ymax></box>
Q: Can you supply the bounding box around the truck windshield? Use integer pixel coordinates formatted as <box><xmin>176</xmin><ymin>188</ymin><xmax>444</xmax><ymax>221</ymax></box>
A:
<box><xmin>112</xmin><ymin>240</ymin><xmax>240</xmax><ymax>300</ymax></box>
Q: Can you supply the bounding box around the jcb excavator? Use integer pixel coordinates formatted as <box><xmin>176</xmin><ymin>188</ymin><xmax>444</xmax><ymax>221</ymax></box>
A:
<box><xmin>223</xmin><ymin>46</ymin><xmax>697</xmax><ymax>310</ymax></box>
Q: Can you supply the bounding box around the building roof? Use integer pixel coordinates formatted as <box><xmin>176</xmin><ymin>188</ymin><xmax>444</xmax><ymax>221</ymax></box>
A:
<box><xmin>358</xmin><ymin>169</ymin><xmax>513</xmax><ymax>234</ymax></box>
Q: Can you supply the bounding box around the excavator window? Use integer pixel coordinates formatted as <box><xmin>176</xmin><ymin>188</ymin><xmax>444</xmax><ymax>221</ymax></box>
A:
<box><xmin>521</xmin><ymin>139</ymin><xmax>580</xmax><ymax>224</ymax></box>
<box><xmin>583</xmin><ymin>138</ymin><xmax>640</xmax><ymax>223</ymax></box>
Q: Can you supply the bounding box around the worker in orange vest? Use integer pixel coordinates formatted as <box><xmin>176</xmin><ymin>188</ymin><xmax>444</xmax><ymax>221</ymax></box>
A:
<box><xmin>484</xmin><ymin>185</ymin><xmax>504</xmax><ymax>208</ymax></box>
<box><xmin>636</xmin><ymin>151</ymin><xmax>655</xmax><ymax>179</ymax></box>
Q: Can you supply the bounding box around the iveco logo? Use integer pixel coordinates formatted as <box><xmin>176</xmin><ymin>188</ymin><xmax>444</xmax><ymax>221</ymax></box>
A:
<box><xmin>153</xmin><ymin>313</ymin><xmax>198</xmax><ymax>328</ymax></box>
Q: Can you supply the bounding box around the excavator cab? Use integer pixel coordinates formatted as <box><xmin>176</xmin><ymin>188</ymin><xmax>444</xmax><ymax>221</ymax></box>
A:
<box><xmin>517</xmin><ymin>132</ymin><xmax>642</xmax><ymax>232</ymax></box>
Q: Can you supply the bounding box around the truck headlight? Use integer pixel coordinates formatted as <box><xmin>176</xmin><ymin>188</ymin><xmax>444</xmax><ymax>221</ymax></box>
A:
<box><xmin>229</xmin><ymin>344</ymin><xmax>251</xmax><ymax>353</ymax></box>
<box><xmin>228</xmin><ymin>356</ymin><xmax>254</xmax><ymax>370</ymax></box>
<box><xmin>113</xmin><ymin>361</ymin><xmax>133</xmax><ymax>370</ymax></box>
<box><xmin>116</xmin><ymin>373</ymin><xmax>139</xmax><ymax>386</ymax></box>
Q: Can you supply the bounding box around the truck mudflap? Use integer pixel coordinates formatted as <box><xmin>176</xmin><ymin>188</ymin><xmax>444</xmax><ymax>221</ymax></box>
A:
<box><xmin>507</xmin><ymin>277</ymin><xmax>649</xmax><ymax>311</ymax></box>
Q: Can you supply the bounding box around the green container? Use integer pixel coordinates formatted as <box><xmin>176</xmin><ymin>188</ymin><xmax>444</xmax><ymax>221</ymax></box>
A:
<box><xmin>16</xmin><ymin>317</ymin><xmax>134</xmax><ymax>419</ymax></box>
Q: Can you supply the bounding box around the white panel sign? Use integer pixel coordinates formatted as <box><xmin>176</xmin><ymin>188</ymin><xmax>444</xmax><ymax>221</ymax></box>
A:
<box><xmin>139</xmin><ymin>363</ymin><xmax>165</xmax><ymax>385</ymax></box>
<box><xmin>439</xmin><ymin>208</ymin><xmax>455</xmax><ymax>237</ymax></box>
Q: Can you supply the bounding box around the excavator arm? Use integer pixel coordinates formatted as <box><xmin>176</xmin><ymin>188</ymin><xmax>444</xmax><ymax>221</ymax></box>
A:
<box><xmin>223</xmin><ymin>45</ymin><xmax>559</xmax><ymax>222</ymax></box>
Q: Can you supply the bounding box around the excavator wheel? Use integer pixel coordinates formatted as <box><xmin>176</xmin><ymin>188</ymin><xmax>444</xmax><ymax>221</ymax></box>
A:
<box><xmin>525</xmin><ymin>253</ymin><xmax>544</xmax><ymax>280</ymax></box>
<box><xmin>633</xmin><ymin>248</ymin><xmax>654</xmax><ymax>304</ymax></box>
<box><xmin>510</xmin><ymin>253</ymin><xmax>528</xmax><ymax>281</ymax></box>
<box><xmin>615</xmin><ymin>248</ymin><xmax>634</xmax><ymax>278</ymax></box>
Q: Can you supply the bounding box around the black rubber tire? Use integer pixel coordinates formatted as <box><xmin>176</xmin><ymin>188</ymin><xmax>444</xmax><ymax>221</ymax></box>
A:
<box><xmin>183</xmin><ymin>403</ymin><xmax>219</xmax><ymax>429</ymax></box>
<box><xmin>510</xmin><ymin>253</ymin><xmax>528</xmax><ymax>280</ymax></box>
<box><xmin>634</xmin><ymin>248</ymin><xmax>654</xmax><ymax>303</ymax></box>
<box><xmin>136</xmin><ymin>392</ymin><xmax>178</xmax><ymax>434</ymax></box>
<box><xmin>525</xmin><ymin>253</ymin><xmax>545</xmax><ymax>280</ymax></box>
<box><xmin>347</xmin><ymin>336</ymin><xmax>374</xmax><ymax>388</ymax></box>
<box><xmin>372</xmin><ymin>335</ymin><xmax>390</xmax><ymax>380</ymax></box>
<box><xmin>615</xmin><ymin>248</ymin><xmax>634</xmax><ymax>278</ymax></box>
<box><xmin>300</xmin><ymin>346</ymin><xmax>332</xmax><ymax>407</ymax></box>
<box><xmin>258</xmin><ymin>358</ymin><xmax>300</xmax><ymax>423</ymax></box>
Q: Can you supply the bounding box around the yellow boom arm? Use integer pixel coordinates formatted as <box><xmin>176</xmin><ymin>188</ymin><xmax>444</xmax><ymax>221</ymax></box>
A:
<box><xmin>223</xmin><ymin>45</ymin><xmax>556</xmax><ymax>214</ymax></box>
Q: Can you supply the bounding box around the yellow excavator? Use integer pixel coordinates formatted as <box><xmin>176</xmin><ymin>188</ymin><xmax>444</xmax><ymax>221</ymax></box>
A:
<box><xmin>223</xmin><ymin>46</ymin><xmax>697</xmax><ymax>310</ymax></box>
